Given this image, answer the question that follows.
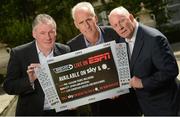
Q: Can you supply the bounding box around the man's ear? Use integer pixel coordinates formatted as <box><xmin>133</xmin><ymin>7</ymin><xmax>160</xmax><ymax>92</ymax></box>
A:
<box><xmin>74</xmin><ymin>21</ymin><xmax>79</xmax><ymax>29</ymax></box>
<box><xmin>32</xmin><ymin>30</ymin><xmax>36</xmax><ymax>39</ymax></box>
<box><xmin>95</xmin><ymin>15</ymin><xmax>98</xmax><ymax>23</ymax></box>
<box><xmin>129</xmin><ymin>14</ymin><xmax>134</xmax><ymax>22</ymax></box>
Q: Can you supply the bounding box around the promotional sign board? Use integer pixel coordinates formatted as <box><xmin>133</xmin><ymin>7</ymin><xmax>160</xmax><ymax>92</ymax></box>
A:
<box><xmin>35</xmin><ymin>41</ymin><xmax>131</xmax><ymax>112</ymax></box>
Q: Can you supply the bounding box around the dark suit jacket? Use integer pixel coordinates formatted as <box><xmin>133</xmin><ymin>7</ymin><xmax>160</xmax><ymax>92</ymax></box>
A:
<box><xmin>3</xmin><ymin>41</ymin><xmax>70</xmax><ymax>116</ymax></box>
<box><xmin>131</xmin><ymin>24</ymin><xmax>179</xmax><ymax>115</ymax></box>
<box><xmin>67</xmin><ymin>26</ymin><xmax>141</xmax><ymax>115</ymax></box>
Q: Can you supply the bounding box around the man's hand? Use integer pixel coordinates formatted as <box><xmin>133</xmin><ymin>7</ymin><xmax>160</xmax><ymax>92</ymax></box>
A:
<box><xmin>129</xmin><ymin>76</ymin><xmax>143</xmax><ymax>89</ymax></box>
<box><xmin>109</xmin><ymin>96</ymin><xmax>119</xmax><ymax>100</ymax></box>
<box><xmin>27</xmin><ymin>63</ymin><xmax>40</xmax><ymax>82</ymax></box>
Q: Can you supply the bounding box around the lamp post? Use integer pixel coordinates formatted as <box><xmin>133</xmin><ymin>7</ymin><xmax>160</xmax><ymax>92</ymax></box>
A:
<box><xmin>136</xmin><ymin>2</ymin><xmax>156</xmax><ymax>28</ymax></box>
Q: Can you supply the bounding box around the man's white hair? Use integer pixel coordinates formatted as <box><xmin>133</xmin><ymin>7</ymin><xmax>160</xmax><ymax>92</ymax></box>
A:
<box><xmin>109</xmin><ymin>6</ymin><xmax>130</xmax><ymax>18</ymax></box>
<box><xmin>32</xmin><ymin>14</ymin><xmax>56</xmax><ymax>31</ymax></box>
<box><xmin>72</xmin><ymin>2</ymin><xmax>96</xmax><ymax>20</ymax></box>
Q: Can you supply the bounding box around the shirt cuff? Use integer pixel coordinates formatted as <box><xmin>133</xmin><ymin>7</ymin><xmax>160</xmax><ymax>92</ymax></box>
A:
<box><xmin>29</xmin><ymin>79</ymin><xmax>35</xmax><ymax>89</ymax></box>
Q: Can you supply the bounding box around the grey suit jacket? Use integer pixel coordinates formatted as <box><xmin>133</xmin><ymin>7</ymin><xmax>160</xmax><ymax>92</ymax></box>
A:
<box><xmin>131</xmin><ymin>24</ymin><xmax>179</xmax><ymax>115</ymax></box>
<box><xmin>3</xmin><ymin>41</ymin><xmax>70</xmax><ymax>115</ymax></box>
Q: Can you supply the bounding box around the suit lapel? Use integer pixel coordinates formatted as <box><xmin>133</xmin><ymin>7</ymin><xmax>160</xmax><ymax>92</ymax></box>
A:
<box><xmin>79</xmin><ymin>35</ymin><xmax>87</xmax><ymax>49</ymax></box>
<box><xmin>74</xmin><ymin>34</ymin><xmax>87</xmax><ymax>49</ymax></box>
<box><xmin>53</xmin><ymin>44</ymin><xmax>62</xmax><ymax>56</ymax></box>
<box><xmin>29</xmin><ymin>41</ymin><xmax>39</xmax><ymax>63</ymax></box>
<box><xmin>130</xmin><ymin>25</ymin><xmax>144</xmax><ymax>71</ymax></box>
<box><xmin>100</xmin><ymin>27</ymin><xmax>112</xmax><ymax>42</ymax></box>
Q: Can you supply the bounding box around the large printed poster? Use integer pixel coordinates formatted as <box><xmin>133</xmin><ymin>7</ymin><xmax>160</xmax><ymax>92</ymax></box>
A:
<box><xmin>35</xmin><ymin>41</ymin><xmax>131</xmax><ymax>112</ymax></box>
<box><xmin>50</xmin><ymin>47</ymin><xmax>120</xmax><ymax>103</ymax></box>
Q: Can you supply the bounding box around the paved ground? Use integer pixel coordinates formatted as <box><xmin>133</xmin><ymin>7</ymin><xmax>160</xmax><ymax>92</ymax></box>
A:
<box><xmin>0</xmin><ymin>48</ymin><xmax>10</xmax><ymax>75</ymax></box>
<box><xmin>0</xmin><ymin>87</ymin><xmax>15</xmax><ymax>116</ymax></box>
<box><xmin>0</xmin><ymin>42</ymin><xmax>180</xmax><ymax>116</ymax></box>
<box><xmin>0</xmin><ymin>96</ymin><xmax>17</xmax><ymax>116</ymax></box>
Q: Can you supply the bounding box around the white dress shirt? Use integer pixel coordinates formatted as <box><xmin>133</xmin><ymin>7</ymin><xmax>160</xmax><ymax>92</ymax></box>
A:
<box><xmin>84</xmin><ymin>27</ymin><xmax>104</xmax><ymax>47</ymax></box>
<box><xmin>35</xmin><ymin>41</ymin><xmax>54</xmax><ymax>110</ymax></box>
<box><xmin>125</xmin><ymin>21</ymin><xmax>139</xmax><ymax>58</ymax></box>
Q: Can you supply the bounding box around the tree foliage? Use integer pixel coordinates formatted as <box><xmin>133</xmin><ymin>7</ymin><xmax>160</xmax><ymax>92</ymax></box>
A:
<box><xmin>0</xmin><ymin>0</ymin><xmax>172</xmax><ymax>47</ymax></box>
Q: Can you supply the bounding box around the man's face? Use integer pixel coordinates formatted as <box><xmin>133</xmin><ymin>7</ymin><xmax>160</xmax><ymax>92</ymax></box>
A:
<box><xmin>33</xmin><ymin>23</ymin><xmax>56</xmax><ymax>51</ymax></box>
<box><xmin>109</xmin><ymin>13</ymin><xmax>134</xmax><ymax>39</ymax></box>
<box><xmin>74</xmin><ymin>8</ymin><xmax>98</xmax><ymax>42</ymax></box>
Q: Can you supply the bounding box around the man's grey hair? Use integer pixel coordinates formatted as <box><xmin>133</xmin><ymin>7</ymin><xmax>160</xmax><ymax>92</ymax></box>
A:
<box><xmin>72</xmin><ymin>2</ymin><xmax>96</xmax><ymax>20</ymax></box>
<box><xmin>108</xmin><ymin>6</ymin><xmax>130</xmax><ymax>18</ymax></box>
<box><xmin>32</xmin><ymin>14</ymin><xmax>56</xmax><ymax>31</ymax></box>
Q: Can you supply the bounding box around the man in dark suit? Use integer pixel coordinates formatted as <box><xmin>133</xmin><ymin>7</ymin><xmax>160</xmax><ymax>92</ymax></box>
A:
<box><xmin>109</xmin><ymin>6</ymin><xmax>179</xmax><ymax>115</ymax></box>
<box><xmin>3</xmin><ymin>14</ymin><xmax>76</xmax><ymax>116</ymax></box>
<box><xmin>67</xmin><ymin>2</ymin><xmax>141</xmax><ymax>116</ymax></box>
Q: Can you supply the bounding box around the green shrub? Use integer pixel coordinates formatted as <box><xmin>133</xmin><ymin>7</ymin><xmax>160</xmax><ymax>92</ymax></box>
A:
<box><xmin>3</xmin><ymin>19</ymin><xmax>33</xmax><ymax>47</ymax></box>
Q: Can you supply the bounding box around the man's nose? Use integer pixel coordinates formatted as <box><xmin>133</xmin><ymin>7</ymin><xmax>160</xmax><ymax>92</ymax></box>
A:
<box><xmin>44</xmin><ymin>33</ymin><xmax>51</xmax><ymax>40</ymax></box>
<box><xmin>84</xmin><ymin>21</ymin><xmax>90</xmax><ymax>28</ymax></box>
<box><xmin>118</xmin><ymin>22</ymin><xmax>123</xmax><ymax>29</ymax></box>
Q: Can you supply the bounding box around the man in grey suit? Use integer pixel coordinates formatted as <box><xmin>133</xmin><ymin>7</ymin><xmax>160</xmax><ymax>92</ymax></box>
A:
<box><xmin>67</xmin><ymin>2</ymin><xmax>141</xmax><ymax>116</ymax></box>
<box><xmin>3</xmin><ymin>14</ymin><xmax>76</xmax><ymax>116</ymax></box>
<box><xmin>109</xmin><ymin>6</ymin><xmax>179</xmax><ymax>115</ymax></box>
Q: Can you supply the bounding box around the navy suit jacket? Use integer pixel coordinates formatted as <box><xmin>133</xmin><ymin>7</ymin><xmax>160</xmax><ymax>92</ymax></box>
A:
<box><xmin>131</xmin><ymin>24</ymin><xmax>179</xmax><ymax>115</ymax></box>
<box><xmin>3</xmin><ymin>41</ymin><xmax>70</xmax><ymax>115</ymax></box>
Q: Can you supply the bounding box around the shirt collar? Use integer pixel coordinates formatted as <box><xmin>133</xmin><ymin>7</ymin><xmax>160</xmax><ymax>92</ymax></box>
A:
<box><xmin>125</xmin><ymin>20</ymin><xmax>139</xmax><ymax>43</ymax></box>
<box><xmin>84</xmin><ymin>27</ymin><xmax>104</xmax><ymax>47</ymax></box>
<box><xmin>35</xmin><ymin>41</ymin><xmax>54</xmax><ymax>57</ymax></box>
